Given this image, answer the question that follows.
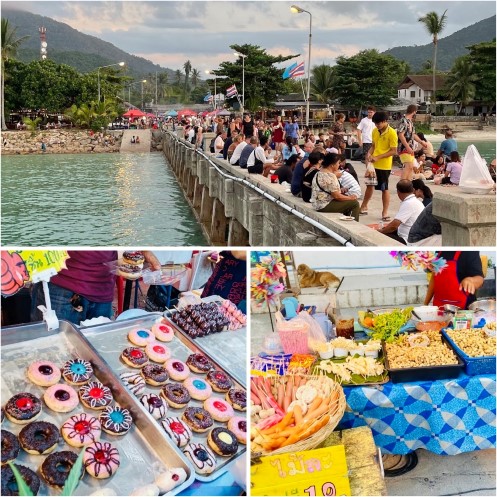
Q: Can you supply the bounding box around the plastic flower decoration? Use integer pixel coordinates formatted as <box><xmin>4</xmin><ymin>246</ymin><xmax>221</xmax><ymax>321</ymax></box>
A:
<box><xmin>251</xmin><ymin>253</ymin><xmax>287</xmax><ymax>306</ymax></box>
<box><xmin>389</xmin><ymin>251</ymin><xmax>447</xmax><ymax>274</ymax></box>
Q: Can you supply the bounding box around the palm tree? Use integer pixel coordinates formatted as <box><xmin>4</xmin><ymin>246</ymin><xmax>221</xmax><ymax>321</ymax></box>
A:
<box><xmin>174</xmin><ymin>69</ymin><xmax>182</xmax><ymax>87</ymax></box>
<box><xmin>445</xmin><ymin>56</ymin><xmax>477</xmax><ymax>114</ymax></box>
<box><xmin>310</xmin><ymin>64</ymin><xmax>335</xmax><ymax>103</ymax></box>
<box><xmin>191</xmin><ymin>68</ymin><xmax>201</xmax><ymax>88</ymax></box>
<box><xmin>418</xmin><ymin>9</ymin><xmax>448</xmax><ymax>114</ymax></box>
<box><xmin>1</xmin><ymin>18</ymin><xmax>29</xmax><ymax>130</ymax></box>
<box><xmin>183</xmin><ymin>60</ymin><xmax>192</xmax><ymax>92</ymax></box>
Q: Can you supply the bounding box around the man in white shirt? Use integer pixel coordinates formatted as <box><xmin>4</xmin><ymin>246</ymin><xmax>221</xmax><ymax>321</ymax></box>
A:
<box><xmin>230</xmin><ymin>135</ymin><xmax>248</xmax><ymax>165</ymax></box>
<box><xmin>356</xmin><ymin>106</ymin><xmax>375</xmax><ymax>160</ymax></box>
<box><xmin>377</xmin><ymin>180</ymin><xmax>424</xmax><ymax>244</ymax></box>
<box><xmin>246</xmin><ymin>136</ymin><xmax>274</xmax><ymax>174</ymax></box>
<box><xmin>214</xmin><ymin>131</ymin><xmax>226</xmax><ymax>157</ymax></box>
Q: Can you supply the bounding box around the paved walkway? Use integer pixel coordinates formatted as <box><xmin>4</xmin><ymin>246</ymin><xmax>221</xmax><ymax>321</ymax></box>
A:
<box><xmin>120</xmin><ymin>129</ymin><xmax>151</xmax><ymax>153</ymax></box>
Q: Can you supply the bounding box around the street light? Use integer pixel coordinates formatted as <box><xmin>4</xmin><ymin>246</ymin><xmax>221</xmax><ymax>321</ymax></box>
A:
<box><xmin>205</xmin><ymin>70</ymin><xmax>217</xmax><ymax>109</ymax></box>
<box><xmin>233</xmin><ymin>52</ymin><xmax>247</xmax><ymax>113</ymax></box>
<box><xmin>126</xmin><ymin>80</ymin><xmax>146</xmax><ymax>107</ymax></box>
<box><xmin>291</xmin><ymin>4</ymin><xmax>312</xmax><ymax>127</ymax></box>
<box><xmin>97</xmin><ymin>61</ymin><xmax>125</xmax><ymax>102</ymax></box>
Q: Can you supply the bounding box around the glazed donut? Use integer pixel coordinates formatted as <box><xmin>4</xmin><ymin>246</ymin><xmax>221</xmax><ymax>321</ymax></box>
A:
<box><xmin>161</xmin><ymin>417</ymin><xmax>192</xmax><ymax>448</ymax></box>
<box><xmin>128</xmin><ymin>327</ymin><xmax>155</xmax><ymax>347</ymax></box>
<box><xmin>155</xmin><ymin>468</ymin><xmax>187</xmax><ymax>493</ymax></box>
<box><xmin>186</xmin><ymin>353</ymin><xmax>214</xmax><ymax>374</ymax></box>
<box><xmin>206</xmin><ymin>370</ymin><xmax>233</xmax><ymax>393</ymax></box>
<box><xmin>122</xmin><ymin>251</ymin><xmax>145</xmax><ymax>266</ymax></box>
<box><xmin>41</xmin><ymin>450</ymin><xmax>83</xmax><ymax>488</ymax></box>
<box><xmin>207</xmin><ymin>427</ymin><xmax>239</xmax><ymax>456</ymax></box>
<box><xmin>140</xmin><ymin>394</ymin><xmax>167</xmax><ymax>420</ymax></box>
<box><xmin>99</xmin><ymin>405</ymin><xmax>133</xmax><ymax>436</ymax></box>
<box><xmin>5</xmin><ymin>393</ymin><xmax>42</xmax><ymax>424</ymax></box>
<box><xmin>62</xmin><ymin>358</ymin><xmax>93</xmax><ymax>386</ymax></box>
<box><xmin>152</xmin><ymin>322</ymin><xmax>175</xmax><ymax>342</ymax></box>
<box><xmin>19</xmin><ymin>421</ymin><xmax>59</xmax><ymax>455</ymax></box>
<box><xmin>84</xmin><ymin>441</ymin><xmax>120</xmax><ymax>479</ymax></box>
<box><xmin>61</xmin><ymin>412</ymin><xmax>101</xmax><ymax>448</ymax></box>
<box><xmin>27</xmin><ymin>361</ymin><xmax>61</xmax><ymax>387</ymax></box>
<box><xmin>117</xmin><ymin>263</ymin><xmax>142</xmax><ymax>280</ymax></box>
<box><xmin>161</xmin><ymin>383</ymin><xmax>191</xmax><ymax>409</ymax></box>
<box><xmin>44</xmin><ymin>384</ymin><xmax>79</xmax><ymax>413</ymax></box>
<box><xmin>164</xmin><ymin>358</ymin><xmax>190</xmax><ymax>381</ymax></box>
<box><xmin>120</xmin><ymin>372</ymin><xmax>145</xmax><ymax>396</ymax></box>
<box><xmin>1</xmin><ymin>430</ymin><xmax>20</xmax><ymax>465</ymax></box>
<box><xmin>226</xmin><ymin>388</ymin><xmax>247</xmax><ymax>411</ymax></box>
<box><xmin>1</xmin><ymin>464</ymin><xmax>40</xmax><ymax>496</ymax></box>
<box><xmin>181</xmin><ymin>407</ymin><xmax>213</xmax><ymax>433</ymax></box>
<box><xmin>183</xmin><ymin>377</ymin><xmax>212</xmax><ymax>401</ymax></box>
<box><xmin>145</xmin><ymin>342</ymin><xmax>171</xmax><ymax>363</ymax></box>
<box><xmin>141</xmin><ymin>364</ymin><xmax>169</xmax><ymax>386</ymax></box>
<box><xmin>203</xmin><ymin>398</ymin><xmax>234</xmax><ymax>423</ymax></box>
<box><xmin>79</xmin><ymin>381</ymin><xmax>113</xmax><ymax>410</ymax></box>
<box><xmin>121</xmin><ymin>347</ymin><xmax>149</xmax><ymax>368</ymax></box>
<box><xmin>227</xmin><ymin>416</ymin><xmax>247</xmax><ymax>444</ymax></box>
<box><xmin>183</xmin><ymin>442</ymin><xmax>217</xmax><ymax>475</ymax></box>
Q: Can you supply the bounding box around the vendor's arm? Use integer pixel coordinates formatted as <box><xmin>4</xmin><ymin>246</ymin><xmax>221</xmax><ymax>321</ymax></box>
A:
<box><xmin>370</xmin><ymin>146</ymin><xmax>396</xmax><ymax>163</ymax></box>
<box><xmin>459</xmin><ymin>276</ymin><xmax>484</xmax><ymax>295</ymax></box>
<box><xmin>377</xmin><ymin>218</ymin><xmax>401</xmax><ymax>234</ymax></box>
<box><xmin>424</xmin><ymin>274</ymin><xmax>436</xmax><ymax>305</ymax></box>
<box><xmin>142</xmin><ymin>251</ymin><xmax>161</xmax><ymax>270</ymax></box>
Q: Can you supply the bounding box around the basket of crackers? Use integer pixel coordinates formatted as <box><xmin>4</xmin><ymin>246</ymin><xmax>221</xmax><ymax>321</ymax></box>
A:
<box><xmin>250</xmin><ymin>374</ymin><xmax>346</xmax><ymax>455</ymax></box>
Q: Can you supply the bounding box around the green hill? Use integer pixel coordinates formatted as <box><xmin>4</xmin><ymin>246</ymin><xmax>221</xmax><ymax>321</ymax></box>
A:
<box><xmin>2</xmin><ymin>7</ymin><xmax>178</xmax><ymax>79</ymax></box>
<box><xmin>383</xmin><ymin>15</ymin><xmax>496</xmax><ymax>71</ymax></box>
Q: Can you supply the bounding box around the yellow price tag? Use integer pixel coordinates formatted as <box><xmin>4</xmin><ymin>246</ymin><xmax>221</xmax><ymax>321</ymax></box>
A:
<box><xmin>18</xmin><ymin>250</ymin><xmax>69</xmax><ymax>277</ymax></box>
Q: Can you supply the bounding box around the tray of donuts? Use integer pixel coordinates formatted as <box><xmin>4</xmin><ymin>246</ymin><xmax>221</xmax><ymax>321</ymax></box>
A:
<box><xmin>80</xmin><ymin>313</ymin><xmax>248</xmax><ymax>483</ymax></box>
<box><xmin>1</xmin><ymin>319</ymin><xmax>195</xmax><ymax>496</ymax></box>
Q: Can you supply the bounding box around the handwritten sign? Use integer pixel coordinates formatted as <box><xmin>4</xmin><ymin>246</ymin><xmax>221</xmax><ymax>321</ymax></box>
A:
<box><xmin>251</xmin><ymin>445</ymin><xmax>350</xmax><ymax>496</ymax></box>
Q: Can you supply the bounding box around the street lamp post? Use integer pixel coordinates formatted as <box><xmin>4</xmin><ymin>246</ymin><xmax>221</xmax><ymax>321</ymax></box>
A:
<box><xmin>97</xmin><ymin>61</ymin><xmax>125</xmax><ymax>102</ymax></box>
<box><xmin>205</xmin><ymin>70</ymin><xmax>217</xmax><ymax>109</ymax></box>
<box><xmin>233</xmin><ymin>52</ymin><xmax>247</xmax><ymax>113</ymax></box>
<box><xmin>127</xmin><ymin>80</ymin><xmax>147</xmax><ymax>107</ymax></box>
<box><xmin>291</xmin><ymin>5</ymin><xmax>312</xmax><ymax>127</ymax></box>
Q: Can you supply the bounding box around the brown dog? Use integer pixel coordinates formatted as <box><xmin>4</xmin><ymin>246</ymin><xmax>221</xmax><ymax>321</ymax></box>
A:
<box><xmin>297</xmin><ymin>264</ymin><xmax>341</xmax><ymax>293</ymax></box>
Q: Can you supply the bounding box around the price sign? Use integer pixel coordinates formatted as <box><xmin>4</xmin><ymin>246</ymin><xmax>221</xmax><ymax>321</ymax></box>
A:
<box><xmin>251</xmin><ymin>445</ymin><xmax>351</xmax><ymax>496</ymax></box>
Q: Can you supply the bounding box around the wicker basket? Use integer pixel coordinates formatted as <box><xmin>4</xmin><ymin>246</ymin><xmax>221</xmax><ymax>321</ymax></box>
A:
<box><xmin>253</xmin><ymin>374</ymin><xmax>346</xmax><ymax>456</ymax></box>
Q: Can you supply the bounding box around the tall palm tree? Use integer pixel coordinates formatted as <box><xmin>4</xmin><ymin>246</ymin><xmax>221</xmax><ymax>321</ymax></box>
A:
<box><xmin>445</xmin><ymin>56</ymin><xmax>477</xmax><ymax>114</ymax></box>
<box><xmin>183</xmin><ymin>60</ymin><xmax>192</xmax><ymax>92</ymax></box>
<box><xmin>190</xmin><ymin>68</ymin><xmax>201</xmax><ymax>88</ymax></box>
<box><xmin>310</xmin><ymin>64</ymin><xmax>336</xmax><ymax>103</ymax></box>
<box><xmin>174</xmin><ymin>69</ymin><xmax>182</xmax><ymax>87</ymax></box>
<box><xmin>418</xmin><ymin>10</ymin><xmax>448</xmax><ymax>114</ymax></box>
<box><xmin>1</xmin><ymin>18</ymin><xmax>29</xmax><ymax>130</ymax></box>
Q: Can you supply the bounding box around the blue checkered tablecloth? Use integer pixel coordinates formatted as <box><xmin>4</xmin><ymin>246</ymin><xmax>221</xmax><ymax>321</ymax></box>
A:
<box><xmin>338</xmin><ymin>372</ymin><xmax>496</xmax><ymax>455</ymax></box>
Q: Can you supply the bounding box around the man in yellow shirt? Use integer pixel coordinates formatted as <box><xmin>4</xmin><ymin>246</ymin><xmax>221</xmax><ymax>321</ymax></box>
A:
<box><xmin>360</xmin><ymin>111</ymin><xmax>398</xmax><ymax>221</ymax></box>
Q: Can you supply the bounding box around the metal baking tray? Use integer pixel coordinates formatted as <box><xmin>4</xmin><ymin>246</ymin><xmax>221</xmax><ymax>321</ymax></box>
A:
<box><xmin>382</xmin><ymin>334</ymin><xmax>465</xmax><ymax>383</ymax></box>
<box><xmin>81</xmin><ymin>314</ymin><xmax>247</xmax><ymax>482</ymax></box>
<box><xmin>1</xmin><ymin>320</ymin><xmax>194</xmax><ymax>496</ymax></box>
<box><xmin>162</xmin><ymin>309</ymin><xmax>247</xmax><ymax>387</ymax></box>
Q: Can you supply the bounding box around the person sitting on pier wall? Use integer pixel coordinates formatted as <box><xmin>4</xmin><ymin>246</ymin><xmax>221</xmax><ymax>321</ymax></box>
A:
<box><xmin>442</xmin><ymin>151</ymin><xmax>463</xmax><ymax>185</ymax></box>
<box><xmin>230</xmin><ymin>135</ymin><xmax>249</xmax><ymax>166</ymax></box>
<box><xmin>214</xmin><ymin>130</ymin><xmax>227</xmax><ymax>157</ymax></box>
<box><xmin>227</xmin><ymin>134</ymin><xmax>244</xmax><ymax>161</ymax></box>
<box><xmin>246</xmin><ymin>136</ymin><xmax>274</xmax><ymax>175</ymax></box>
<box><xmin>273</xmin><ymin>154</ymin><xmax>298</xmax><ymax>184</ymax></box>
<box><xmin>238</xmin><ymin>136</ymin><xmax>257</xmax><ymax>169</ymax></box>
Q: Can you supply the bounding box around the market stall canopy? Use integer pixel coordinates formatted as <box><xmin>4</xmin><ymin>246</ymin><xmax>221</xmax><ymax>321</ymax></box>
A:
<box><xmin>145</xmin><ymin>113</ymin><xmax>156</xmax><ymax>118</ymax></box>
<box><xmin>123</xmin><ymin>109</ymin><xmax>146</xmax><ymax>118</ymax></box>
<box><xmin>177</xmin><ymin>109</ymin><xmax>197</xmax><ymax>117</ymax></box>
<box><xmin>166</xmin><ymin>110</ymin><xmax>178</xmax><ymax>117</ymax></box>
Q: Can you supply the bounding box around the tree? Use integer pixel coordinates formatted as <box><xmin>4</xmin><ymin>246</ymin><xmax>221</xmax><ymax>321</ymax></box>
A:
<box><xmin>467</xmin><ymin>41</ymin><xmax>496</xmax><ymax>107</ymax></box>
<box><xmin>190</xmin><ymin>68</ymin><xmax>201</xmax><ymax>88</ymax></box>
<box><xmin>333</xmin><ymin>50</ymin><xmax>409</xmax><ymax>107</ymax></box>
<box><xmin>183</xmin><ymin>60</ymin><xmax>192</xmax><ymax>93</ymax></box>
<box><xmin>1</xmin><ymin>18</ymin><xmax>29</xmax><ymax>129</ymax></box>
<box><xmin>444</xmin><ymin>56</ymin><xmax>477</xmax><ymax>114</ymax></box>
<box><xmin>174</xmin><ymin>69</ymin><xmax>182</xmax><ymax>86</ymax></box>
<box><xmin>216</xmin><ymin>44</ymin><xmax>298</xmax><ymax>111</ymax></box>
<box><xmin>310</xmin><ymin>64</ymin><xmax>336</xmax><ymax>103</ymax></box>
<box><xmin>418</xmin><ymin>9</ymin><xmax>448</xmax><ymax>113</ymax></box>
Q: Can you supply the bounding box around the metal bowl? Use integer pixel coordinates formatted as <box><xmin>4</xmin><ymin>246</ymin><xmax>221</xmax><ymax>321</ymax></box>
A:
<box><xmin>468</xmin><ymin>299</ymin><xmax>496</xmax><ymax>315</ymax></box>
<box><xmin>441</xmin><ymin>304</ymin><xmax>461</xmax><ymax>314</ymax></box>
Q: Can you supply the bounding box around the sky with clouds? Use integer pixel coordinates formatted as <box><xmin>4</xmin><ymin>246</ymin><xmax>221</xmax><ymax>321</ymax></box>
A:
<box><xmin>6</xmin><ymin>1</ymin><xmax>496</xmax><ymax>72</ymax></box>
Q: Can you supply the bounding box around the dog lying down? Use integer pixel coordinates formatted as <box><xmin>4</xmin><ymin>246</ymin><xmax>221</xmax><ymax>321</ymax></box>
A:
<box><xmin>297</xmin><ymin>264</ymin><xmax>342</xmax><ymax>293</ymax></box>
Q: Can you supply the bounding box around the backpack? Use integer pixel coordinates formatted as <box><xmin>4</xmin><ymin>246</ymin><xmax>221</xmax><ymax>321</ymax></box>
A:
<box><xmin>209</xmin><ymin>137</ymin><xmax>216</xmax><ymax>153</ymax></box>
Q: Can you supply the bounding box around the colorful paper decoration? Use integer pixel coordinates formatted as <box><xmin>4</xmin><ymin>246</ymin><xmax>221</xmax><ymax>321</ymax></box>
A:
<box><xmin>251</xmin><ymin>253</ymin><xmax>287</xmax><ymax>306</ymax></box>
<box><xmin>389</xmin><ymin>251</ymin><xmax>447</xmax><ymax>274</ymax></box>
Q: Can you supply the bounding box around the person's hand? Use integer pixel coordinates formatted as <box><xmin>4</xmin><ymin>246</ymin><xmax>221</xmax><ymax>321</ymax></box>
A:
<box><xmin>142</xmin><ymin>251</ymin><xmax>161</xmax><ymax>271</ymax></box>
<box><xmin>460</xmin><ymin>277</ymin><xmax>478</xmax><ymax>295</ymax></box>
<box><xmin>370</xmin><ymin>156</ymin><xmax>377</xmax><ymax>163</ymax></box>
<box><xmin>406</xmin><ymin>146</ymin><xmax>414</xmax><ymax>155</ymax></box>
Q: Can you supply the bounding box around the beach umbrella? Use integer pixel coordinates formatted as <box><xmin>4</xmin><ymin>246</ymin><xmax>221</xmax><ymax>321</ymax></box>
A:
<box><xmin>1</xmin><ymin>250</ymin><xmax>69</xmax><ymax>329</ymax></box>
<box><xmin>166</xmin><ymin>110</ymin><xmax>178</xmax><ymax>117</ymax></box>
<box><xmin>146</xmin><ymin>113</ymin><xmax>156</xmax><ymax>118</ymax></box>
<box><xmin>177</xmin><ymin>109</ymin><xmax>197</xmax><ymax>117</ymax></box>
<box><xmin>123</xmin><ymin>109</ymin><xmax>146</xmax><ymax>118</ymax></box>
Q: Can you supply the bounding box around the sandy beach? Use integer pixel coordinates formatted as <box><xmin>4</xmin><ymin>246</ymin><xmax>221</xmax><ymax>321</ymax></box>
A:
<box><xmin>429</xmin><ymin>129</ymin><xmax>496</xmax><ymax>142</ymax></box>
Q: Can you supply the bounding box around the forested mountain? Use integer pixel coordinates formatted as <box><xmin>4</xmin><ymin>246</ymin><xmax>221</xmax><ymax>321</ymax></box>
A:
<box><xmin>2</xmin><ymin>7</ymin><xmax>178</xmax><ymax>79</ymax></box>
<box><xmin>383</xmin><ymin>15</ymin><xmax>496</xmax><ymax>71</ymax></box>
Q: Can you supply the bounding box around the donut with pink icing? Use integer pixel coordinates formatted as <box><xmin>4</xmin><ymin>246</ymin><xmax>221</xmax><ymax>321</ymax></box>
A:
<box><xmin>164</xmin><ymin>358</ymin><xmax>190</xmax><ymax>381</ymax></box>
<box><xmin>203</xmin><ymin>397</ymin><xmax>234</xmax><ymax>423</ymax></box>
<box><xmin>161</xmin><ymin>417</ymin><xmax>192</xmax><ymax>447</ymax></box>
<box><xmin>128</xmin><ymin>327</ymin><xmax>155</xmax><ymax>347</ymax></box>
<box><xmin>61</xmin><ymin>412</ymin><xmax>101</xmax><ymax>447</ymax></box>
<box><xmin>44</xmin><ymin>384</ymin><xmax>79</xmax><ymax>413</ymax></box>
<box><xmin>27</xmin><ymin>361</ymin><xmax>61</xmax><ymax>387</ymax></box>
<box><xmin>83</xmin><ymin>441</ymin><xmax>120</xmax><ymax>479</ymax></box>
<box><xmin>227</xmin><ymin>416</ymin><xmax>247</xmax><ymax>444</ymax></box>
<box><xmin>183</xmin><ymin>377</ymin><xmax>212</xmax><ymax>401</ymax></box>
<box><xmin>152</xmin><ymin>322</ymin><xmax>175</xmax><ymax>342</ymax></box>
<box><xmin>145</xmin><ymin>342</ymin><xmax>171</xmax><ymax>363</ymax></box>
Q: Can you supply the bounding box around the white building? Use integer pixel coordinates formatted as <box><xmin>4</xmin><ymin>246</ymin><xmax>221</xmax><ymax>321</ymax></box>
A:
<box><xmin>397</xmin><ymin>75</ymin><xmax>447</xmax><ymax>105</ymax></box>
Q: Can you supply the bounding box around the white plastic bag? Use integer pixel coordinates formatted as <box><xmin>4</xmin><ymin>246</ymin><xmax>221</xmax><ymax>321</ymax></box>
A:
<box><xmin>364</xmin><ymin>162</ymin><xmax>378</xmax><ymax>186</ymax></box>
<box><xmin>459</xmin><ymin>145</ymin><xmax>495</xmax><ymax>194</ymax></box>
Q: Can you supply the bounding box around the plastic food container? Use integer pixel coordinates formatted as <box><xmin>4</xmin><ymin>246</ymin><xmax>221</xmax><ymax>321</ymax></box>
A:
<box><xmin>412</xmin><ymin>306</ymin><xmax>440</xmax><ymax>321</ymax></box>
<box><xmin>319</xmin><ymin>349</ymin><xmax>335</xmax><ymax>360</ymax></box>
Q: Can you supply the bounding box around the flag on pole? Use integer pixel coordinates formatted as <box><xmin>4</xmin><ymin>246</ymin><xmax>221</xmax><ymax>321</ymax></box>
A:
<box><xmin>282</xmin><ymin>62</ymin><xmax>298</xmax><ymax>80</ymax></box>
<box><xmin>204</xmin><ymin>92</ymin><xmax>213</xmax><ymax>102</ymax></box>
<box><xmin>289</xmin><ymin>61</ymin><xmax>305</xmax><ymax>79</ymax></box>
<box><xmin>225</xmin><ymin>84</ymin><xmax>238</xmax><ymax>98</ymax></box>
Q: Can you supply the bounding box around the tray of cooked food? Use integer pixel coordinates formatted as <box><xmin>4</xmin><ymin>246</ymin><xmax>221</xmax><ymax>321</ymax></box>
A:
<box><xmin>442</xmin><ymin>326</ymin><xmax>496</xmax><ymax>375</ymax></box>
<box><xmin>382</xmin><ymin>330</ymin><xmax>465</xmax><ymax>383</ymax></box>
<box><xmin>358</xmin><ymin>307</ymin><xmax>414</xmax><ymax>342</ymax></box>
<box><xmin>312</xmin><ymin>338</ymin><xmax>388</xmax><ymax>386</ymax></box>
<box><xmin>81</xmin><ymin>314</ymin><xmax>247</xmax><ymax>483</ymax></box>
<box><xmin>1</xmin><ymin>319</ymin><xmax>194</xmax><ymax>496</ymax></box>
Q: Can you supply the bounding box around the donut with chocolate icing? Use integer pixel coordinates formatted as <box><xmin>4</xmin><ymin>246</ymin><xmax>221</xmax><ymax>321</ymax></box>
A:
<box><xmin>1</xmin><ymin>430</ymin><xmax>20</xmax><ymax>464</ymax></box>
<box><xmin>226</xmin><ymin>388</ymin><xmax>247</xmax><ymax>411</ymax></box>
<box><xmin>27</xmin><ymin>361</ymin><xmax>61</xmax><ymax>387</ymax></box>
<box><xmin>44</xmin><ymin>384</ymin><xmax>79</xmax><ymax>413</ymax></box>
<box><xmin>164</xmin><ymin>358</ymin><xmax>190</xmax><ymax>381</ymax></box>
<box><xmin>19</xmin><ymin>421</ymin><xmax>59</xmax><ymax>455</ymax></box>
<box><xmin>79</xmin><ymin>381</ymin><xmax>113</xmax><ymax>410</ymax></box>
<box><xmin>186</xmin><ymin>353</ymin><xmax>214</xmax><ymax>374</ymax></box>
<box><xmin>122</xmin><ymin>251</ymin><xmax>145</xmax><ymax>266</ymax></box>
<box><xmin>206</xmin><ymin>370</ymin><xmax>233</xmax><ymax>393</ymax></box>
<box><xmin>62</xmin><ymin>358</ymin><xmax>93</xmax><ymax>386</ymax></box>
<box><xmin>181</xmin><ymin>407</ymin><xmax>213</xmax><ymax>433</ymax></box>
<box><xmin>99</xmin><ymin>406</ymin><xmax>132</xmax><ymax>436</ymax></box>
<box><xmin>207</xmin><ymin>427</ymin><xmax>239</xmax><ymax>456</ymax></box>
<box><xmin>161</xmin><ymin>417</ymin><xmax>192</xmax><ymax>447</ymax></box>
<box><xmin>5</xmin><ymin>393</ymin><xmax>42</xmax><ymax>424</ymax></box>
<box><xmin>1</xmin><ymin>464</ymin><xmax>40</xmax><ymax>496</ymax></box>
<box><xmin>41</xmin><ymin>450</ymin><xmax>83</xmax><ymax>488</ymax></box>
<box><xmin>161</xmin><ymin>383</ymin><xmax>191</xmax><ymax>409</ymax></box>
<box><xmin>140</xmin><ymin>394</ymin><xmax>167</xmax><ymax>420</ymax></box>
<box><xmin>182</xmin><ymin>442</ymin><xmax>217</xmax><ymax>475</ymax></box>
<box><xmin>141</xmin><ymin>364</ymin><xmax>168</xmax><ymax>386</ymax></box>
<box><xmin>84</xmin><ymin>441</ymin><xmax>120</xmax><ymax>479</ymax></box>
<box><xmin>121</xmin><ymin>347</ymin><xmax>149</xmax><ymax>368</ymax></box>
<box><xmin>61</xmin><ymin>412</ymin><xmax>101</xmax><ymax>448</ymax></box>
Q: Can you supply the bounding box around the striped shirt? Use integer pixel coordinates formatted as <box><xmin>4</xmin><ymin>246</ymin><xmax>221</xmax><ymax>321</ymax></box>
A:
<box><xmin>339</xmin><ymin>171</ymin><xmax>362</xmax><ymax>199</ymax></box>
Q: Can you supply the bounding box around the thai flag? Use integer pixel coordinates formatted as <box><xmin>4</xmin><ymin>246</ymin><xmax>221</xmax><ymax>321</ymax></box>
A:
<box><xmin>289</xmin><ymin>61</ymin><xmax>305</xmax><ymax>79</ymax></box>
<box><xmin>225</xmin><ymin>85</ymin><xmax>238</xmax><ymax>98</ymax></box>
<box><xmin>204</xmin><ymin>92</ymin><xmax>213</xmax><ymax>102</ymax></box>
<box><xmin>282</xmin><ymin>62</ymin><xmax>297</xmax><ymax>79</ymax></box>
